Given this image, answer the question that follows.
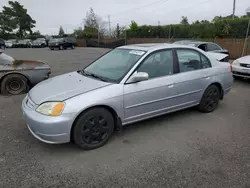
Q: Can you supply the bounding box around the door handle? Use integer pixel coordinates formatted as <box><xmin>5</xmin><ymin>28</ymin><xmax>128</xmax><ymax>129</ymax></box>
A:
<box><xmin>203</xmin><ymin>75</ymin><xmax>210</xmax><ymax>80</ymax></box>
<box><xmin>167</xmin><ymin>82</ymin><xmax>174</xmax><ymax>88</ymax></box>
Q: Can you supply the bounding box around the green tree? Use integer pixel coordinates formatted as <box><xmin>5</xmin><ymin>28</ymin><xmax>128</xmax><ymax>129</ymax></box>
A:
<box><xmin>246</xmin><ymin>7</ymin><xmax>250</xmax><ymax>16</ymax></box>
<box><xmin>180</xmin><ymin>16</ymin><xmax>189</xmax><ymax>25</ymax></box>
<box><xmin>1</xmin><ymin>1</ymin><xmax>36</xmax><ymax>38</ymax></box>
<box><xmin>58</xmin><ymin>26</ymin><xmax>65</xmax><ymax>36</ymax></box>
<box><xmin>84</xmin><ymin>7</ymin><xmax>98</xmax><ymax>29</ymax></box>
<box><xmin>83</xmin><ymin>7</ymin><xmax>106</xmax><ymax>37</ymax></box>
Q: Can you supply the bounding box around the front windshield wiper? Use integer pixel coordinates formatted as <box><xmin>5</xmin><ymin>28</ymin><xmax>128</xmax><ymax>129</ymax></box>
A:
<box><xmin>79</xmin><ymin>70</ymin><xmax>112</xmax><ymax>83</ymax></box>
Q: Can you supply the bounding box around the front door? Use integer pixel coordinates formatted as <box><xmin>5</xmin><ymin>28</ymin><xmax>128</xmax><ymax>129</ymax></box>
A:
<box><xmin>123</xmin><ymin>49</ymin><xmax>179</xmax><ymax>124</ymax></box>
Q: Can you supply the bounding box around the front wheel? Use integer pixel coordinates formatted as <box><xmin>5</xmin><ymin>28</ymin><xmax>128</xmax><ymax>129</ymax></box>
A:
<box><xmin>59</xmin><ymin>45</ymin><xmax>63</xmax><ymax>50</ymax></box>
<box><xmin>1</xmin><ymin>74</ymin><xmax>29</xmax><ymax>95</ymax></box>
<box><xmin>71</xmin><ymin>45</ymin><xmax>75</xmax><ymax>49</ymax></box>
<box><xmin>0</xmin><ymin>45</ymin><xmax>5</xmax><ymax>50</ymax></box>
<box><xmin>198</xmin><ymin>85</ymin><xmax>220</xmax><ymax>113</ymax></box>
<box><xmin>72</xmin><ymin>107</ymin><xmax>114</xmax><ymax>150</ymax></box>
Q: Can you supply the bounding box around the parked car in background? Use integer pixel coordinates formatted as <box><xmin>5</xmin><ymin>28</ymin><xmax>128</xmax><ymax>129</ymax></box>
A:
<box><xmin>11</xmin><ymin>39</ymin><xmax>19</xmax><ymax>48</ymax></box>
<box><xmin>17</xmin><ymin>39</ymin><xmax>32</xmax><ymax>48</ymax></box>
<box><xmin>0</xmin><ymin>49</ymin><xmax>51</xmax><ymax>95</ymax></box>
<box><xmin>48</xmin><ymin>37</ymin><xmax>77</xmax><ymax>50</ymax></box>
<box><xmin>232</xmin><ymin>55</ymin><xmax>250</xmax><ymax>79</ymax></box>
<box><xmin>32</xmin><ymin>38</ymin><xmax>47</xmax><ymax>48</ymax></box>
<box><xmin>0</xmin><ymin>39</ymin><xmax>6</xmax><ymax>50</ymax></box>
<box><xmin>21</xmin><ymin>43</ymin><xmax>233</xmax><ymax>150</ymax></box>
<box><xmin>173</xmin><ymin>40</ymin><xmax>229</xmax><ymax>62</ymax></box>
<box><xmin>5</xmin><ymin>39</ymin><xmax>16</xmax><ymax>48</ymax></box>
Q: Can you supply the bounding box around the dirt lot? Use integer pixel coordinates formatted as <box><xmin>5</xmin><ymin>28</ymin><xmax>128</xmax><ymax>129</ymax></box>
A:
<box><xmin>0</xmin><ymin>48</ymin><xmax>250</xmax><ymax>188</ymax></box>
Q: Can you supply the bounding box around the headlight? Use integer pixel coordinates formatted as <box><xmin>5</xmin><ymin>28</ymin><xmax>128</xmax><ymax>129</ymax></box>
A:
<box><xmin>36</xmin><ymin>102</ymin><xmax>65</xmax><ymax>116</ymax></box>
<box><xmin>232</xmin><ymin>60</ymin><xmax>240</xmax><ymax>66</ymax></box>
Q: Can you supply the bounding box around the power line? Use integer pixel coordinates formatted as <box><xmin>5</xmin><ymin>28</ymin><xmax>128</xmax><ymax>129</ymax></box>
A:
<box><xmin>109</xmin><ymin>0</ymin><xmax>171</xmax><ymax>17</ymax></box>
<box><xmin>110</xmin><ymin>0</ymin><xmax>214</xmax><ymax>26</ymax></box>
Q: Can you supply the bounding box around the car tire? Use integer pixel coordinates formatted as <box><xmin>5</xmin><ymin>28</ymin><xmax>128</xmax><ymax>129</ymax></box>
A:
<box><xmin>72</xmin><ymin>107</ymin><xmax>115</xmax><ymax>150</ymax></box>
<box><xmin>198</xmin><ymin>85</ymin><xmax>220</xmax><ymax>113</ymax></box>
<box><xmin>71</xmin><ymin>45</ymin><xmax>75</xmax><ymax>49</ymax></box>
<box><xmin>1</xmin><ymin>74</ymin><xmax>29</xmax><ymax>95</ymax></box>
<box><xmin>1</xmin><ymin>45</ymin><xmax>5</xmax><ymax>50</ymax></box>
<box><xmin>59</xmin><ymin>45</ymin><xmax>63</xmax><ymax>50</ymax></box>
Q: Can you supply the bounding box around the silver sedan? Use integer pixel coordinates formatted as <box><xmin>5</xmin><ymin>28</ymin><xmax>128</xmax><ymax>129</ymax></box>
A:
<box><xmin>232</xmin><ymin>55</ymin><xmax>250</xmax><ymax>79</ymax></box>
<box><xmin>21</xmin><ymin>44</ymin><xmax>233</xmax><ymax>150</ymax></box>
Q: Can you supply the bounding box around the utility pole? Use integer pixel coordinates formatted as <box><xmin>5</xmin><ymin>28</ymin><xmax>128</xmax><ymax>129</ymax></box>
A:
<box><xmin>232</xmin><ymin>0</ymin><xmax>236</xmax><ymax>19</ymax></box>
<box><xmin>108</xmin><ymin>15</ymin><xmax>111</xmax><ymax>37</ymax></box>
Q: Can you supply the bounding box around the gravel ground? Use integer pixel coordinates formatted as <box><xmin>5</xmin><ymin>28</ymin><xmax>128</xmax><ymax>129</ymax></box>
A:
<box><xmin>0</xmin><ymin>48</ymin><xmax>249</xmax><ymax>188</ymax></box>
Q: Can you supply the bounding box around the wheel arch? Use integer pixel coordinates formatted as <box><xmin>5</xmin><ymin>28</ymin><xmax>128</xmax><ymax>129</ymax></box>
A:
<box><xmin>70</xmin><ymin>105</ymin><xmax>122</xmax><ymax>142</ymax></box>
<box><xmin>207</xmin><ymin>82</ymin><xmax>224</xmax><ymax>100</ymax></box>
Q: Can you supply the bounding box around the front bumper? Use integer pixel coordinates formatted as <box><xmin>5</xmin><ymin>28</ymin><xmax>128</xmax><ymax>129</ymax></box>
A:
<box><xmin>232</xmin><ymin>65</ymin><xmax>250</xmax><ymax>78</ymax></box>
<box><xmin>21</xmin><ymin>95</ymin><xmax>74</xmax><ymax>144</ymax></box>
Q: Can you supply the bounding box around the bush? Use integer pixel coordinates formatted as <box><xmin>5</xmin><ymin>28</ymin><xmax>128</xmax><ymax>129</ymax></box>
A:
<box><xmin>126</xmin><ymin>17</ymin><xmax>250</xmax><ymax>39</ymax></box>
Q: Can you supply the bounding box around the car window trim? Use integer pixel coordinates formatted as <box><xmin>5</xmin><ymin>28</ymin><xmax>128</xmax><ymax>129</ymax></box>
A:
<box><xmin>124</xmin><ymin>48</ymin><xmax>176</xmax><ymax>85</ymax></box>
<box><xmin>207</xmin><ymin>42</ymin><xmax>222</xmax><ymax>51</ymax></box>
<box><xmin>173</xmin><ymin>48</ymin><xmax>212</xmax><ymax>74</ymax></box>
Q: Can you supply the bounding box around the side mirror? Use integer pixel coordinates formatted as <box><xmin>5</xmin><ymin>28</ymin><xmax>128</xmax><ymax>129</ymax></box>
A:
<box><xmin>126</xmin><ymin>72</ymin><xmax>149</xmax><ymax>84</ymax></box>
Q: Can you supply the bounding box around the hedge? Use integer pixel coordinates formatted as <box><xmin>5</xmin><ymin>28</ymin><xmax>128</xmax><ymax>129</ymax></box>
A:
<box><xmin>126</xmin><ymin>17</ymin><xmax>250</xmax><ymax>39</ymax></box>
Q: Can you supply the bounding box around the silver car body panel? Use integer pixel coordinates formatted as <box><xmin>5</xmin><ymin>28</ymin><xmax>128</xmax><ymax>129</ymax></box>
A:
<box><xmin>21</xmin><ymin>43</ymin><xmax>233</xmax><ymax>144</ymax></box>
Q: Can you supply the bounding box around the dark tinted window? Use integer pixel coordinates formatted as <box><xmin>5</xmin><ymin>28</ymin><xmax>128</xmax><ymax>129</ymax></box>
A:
<box><xmin>137</xmin><ymin>50</ymin><xmax>174</xmax><ymax>79</ymax></box>
<box><xmin>206</xmin><ymin>43</ymin><xmax>221</xmax><ymax>51</ymax></box>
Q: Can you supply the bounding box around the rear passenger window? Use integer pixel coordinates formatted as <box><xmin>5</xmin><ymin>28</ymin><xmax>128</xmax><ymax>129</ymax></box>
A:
<box><xmin>176</xmin><ymin>49</ymin><xmax>211</xmax><ymax>73</ymax></box>
<box><xmin>201</xmin><ymin>55</ymin><xmax>211</xmax><ymax>68</ymax></box>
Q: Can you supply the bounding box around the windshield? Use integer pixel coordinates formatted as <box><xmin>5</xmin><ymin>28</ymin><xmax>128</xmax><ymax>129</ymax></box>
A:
<box><xmin>83</xmin><ymin>48</ymin><xmax>146</xmax><ymax>83</ymax></box>
<box><xmin>0</xmin><ymin>53</ymin><xmax>14</xmax><ymax>65</ymax></box>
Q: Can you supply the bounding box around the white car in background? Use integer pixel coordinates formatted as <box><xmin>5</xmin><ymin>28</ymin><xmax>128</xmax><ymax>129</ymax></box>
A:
<box><xmin>5</xmin><ymin>39</ymin><xmax>17</xmax><ymax>48</ymax></box>
<box><xmin>232</xmin><ymin>55</ymin><xmax>250</xmax><ymax>79</ymax></box>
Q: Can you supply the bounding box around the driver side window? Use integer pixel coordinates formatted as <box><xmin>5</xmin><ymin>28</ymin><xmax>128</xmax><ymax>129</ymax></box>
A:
<box><xmin>136</xmin><ymin>50</ymin><xmax>174</xmax><ymax>79</ymax></box>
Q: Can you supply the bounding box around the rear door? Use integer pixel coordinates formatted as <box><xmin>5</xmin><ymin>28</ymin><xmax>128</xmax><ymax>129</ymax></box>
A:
<box><xmin>172</xmin><ymin>48</ymin><xmax>213</xmax><ymax>106</ymax></box>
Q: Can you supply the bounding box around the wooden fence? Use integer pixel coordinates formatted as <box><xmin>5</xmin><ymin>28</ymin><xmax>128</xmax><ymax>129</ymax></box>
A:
<box><xmin>76</xmin><ymin>38</ymin><xmax>250</xmax><ymax>59</ymax></box>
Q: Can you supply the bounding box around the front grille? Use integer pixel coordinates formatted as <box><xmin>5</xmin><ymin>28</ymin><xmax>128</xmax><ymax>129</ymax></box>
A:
<box><xmin>240</xmin><ymin>63</ymin><xmax>250</xmax><ymax>68</ymax></box>
<box><xmin>26</xmin><ymin>97</ymin><xmax>37</xmax><ymax>109</ymax></box>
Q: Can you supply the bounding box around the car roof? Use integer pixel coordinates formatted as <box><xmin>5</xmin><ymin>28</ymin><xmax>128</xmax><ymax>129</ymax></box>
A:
<box><xmin>118</xmin><ymin>43</ymin><xmax>202</xmax><ymax>52</ymax></box>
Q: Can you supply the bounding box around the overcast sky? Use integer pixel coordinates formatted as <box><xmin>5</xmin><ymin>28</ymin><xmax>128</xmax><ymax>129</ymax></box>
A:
<box><xmin>0</xmin><ymin>0</ymin><xmax>249</xmax><ymax>35</ymax></box>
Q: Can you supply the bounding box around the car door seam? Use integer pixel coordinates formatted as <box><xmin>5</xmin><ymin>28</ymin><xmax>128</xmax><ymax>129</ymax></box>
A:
<box><xmin>125</xmin><ymin>89</ymin><xmax>203</xmax><ymax>109</ymax></box>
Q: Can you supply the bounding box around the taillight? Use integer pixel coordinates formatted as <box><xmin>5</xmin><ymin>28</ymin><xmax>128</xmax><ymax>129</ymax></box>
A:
<box><xmin>230</xmin><ymin>64</ymin><xmax>232</xmax><ymax>72</ymax></box>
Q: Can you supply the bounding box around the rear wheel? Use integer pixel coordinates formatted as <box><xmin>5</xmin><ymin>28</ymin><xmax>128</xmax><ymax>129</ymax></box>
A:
<box><xmin>71</xmin><ymin>45</ymin><xmax>75</xmax><ymax>49</ymax></box>
<box><xmin>59</xmin><ymin>45</ymin><xmax>63</xmax><ymax>50</ymax></box>
<box><xmin>198</xmin><ymin>85</ymin><xmax>220</xmax><ymax>113</ymax></box>
<box><xmin>72</xmin><ymin>107</ymin><xmax>114</xmax><ymax>150</ymax></box>
<box><xmin>1</xmin><ymin>74</ymin><xmax>29</xmax><ymax>95</ymax></box>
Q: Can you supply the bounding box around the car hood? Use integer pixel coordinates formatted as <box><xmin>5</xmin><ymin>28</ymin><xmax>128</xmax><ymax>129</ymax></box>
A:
<box><xmin>236</xmin><ymin>55</ymin><xmax>250</xmax><ymax>64</ymax></box>
<box><xmin>29</xmin><ymin>71</ymin><xmax>112</xmax><ymax>104</ymax></box>
<box><xmin>14</xmin><ymin>60</ymin><xmax>50</xmax><ymax>70</ymax></box>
